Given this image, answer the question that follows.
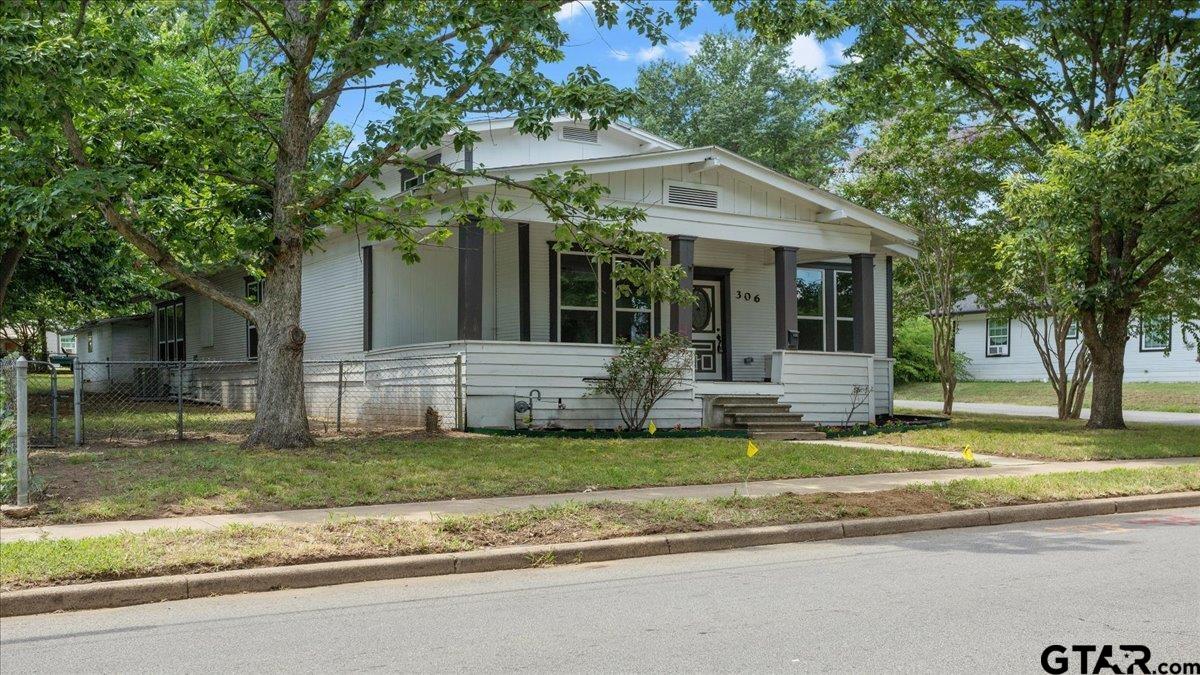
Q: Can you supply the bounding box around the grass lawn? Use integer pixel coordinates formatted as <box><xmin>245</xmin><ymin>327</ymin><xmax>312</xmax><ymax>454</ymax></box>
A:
<box><xmin>4</xmin><ymin>434</ymin><xmax>974</xmax><ymax>526</ymax></box>
<box><xmin>865</xmin><ymin>412</ymin><xmax>1200</xmax><ymax>461</ymax></box>
<box><xmin>895</xmin><ymin>380</ymin><xmax>1200</xmax><ymax>413</ymax></box>
<box><xmin>3</xmin><ymin>465</ymin><xmax>1195</xmax><ymax>591</ymax></box>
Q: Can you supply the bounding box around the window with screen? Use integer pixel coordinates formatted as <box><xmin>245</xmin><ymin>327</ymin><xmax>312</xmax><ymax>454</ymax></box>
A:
<box><xmin>795</xmin><ymin>268</ymin><xmax>824</xmax><ymax>350</ymax></box>
<box><xmin>986</xmin><ymin>317</ymin><xmax>1010</xmax><ymax>357</ymax></box>
<box><xmin>558</xmin><ymin>252</ymin><xmax>600</xmax><ymax>343</ymax></box>
<box><xmin>1140</xmin><ymin>316</ymin><xmax>1171</xmax><ymax>351</ymax></box>
<box><xmin>834</xmin><ymin>270</ymin><xmax>854</xmax><ymax>352</ymax></box>
<box><xmin>613</xmin><ymin>257</ymin><xmax>653</xmax><ymax>343</ymax></box>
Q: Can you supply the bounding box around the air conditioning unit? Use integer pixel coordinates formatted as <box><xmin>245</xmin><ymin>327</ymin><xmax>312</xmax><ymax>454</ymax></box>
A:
<box><xmin>987</xmin><ymin>345</ymin><xmax>1007</xmax><ymax>356</ymax></box>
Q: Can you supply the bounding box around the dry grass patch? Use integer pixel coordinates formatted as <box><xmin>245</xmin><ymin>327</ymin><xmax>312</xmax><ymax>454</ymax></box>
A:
<box><xmin>5</xmin><ymin>465</ymin><xmax>1196</xmax><ymax>592</ymax></box>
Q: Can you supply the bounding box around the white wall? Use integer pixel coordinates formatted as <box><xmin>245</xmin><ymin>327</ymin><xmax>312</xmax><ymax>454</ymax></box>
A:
<box><xmin>182</xmin><ymin>270</ymin><xmax>248</xmax><ymax>362</ymax></box>
<box><xmin>301</xmin><ymin>235</ymin><xmax>367</xmax><ymax>358</ymax></box>
<box><xmin>774</xmin><ymin>350</ymin><xmax>876</xmax><ymax>425</ymax></box>
<box><xmin>957</xmin><ymin>314</ymin><xmax>1200</xmax><ymax>383</ymax></box>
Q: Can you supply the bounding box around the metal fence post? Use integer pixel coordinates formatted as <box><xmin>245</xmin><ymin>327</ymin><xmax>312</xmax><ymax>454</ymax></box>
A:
<box><xmin>48</xmin><ymin>366</ymin><xmax>59</xmax><ymax>446</ymax></box>
<box><xmin>15</xmin><ymin>356</ymin><xmax>29</xmax><ymax>506</ymax></box>
<box><xmin>73</xmin><ymin>357</ymin><xmax>83</xmax><ymax>447</ymax></box>
<box><xmin>176</xmin><ymin>362</ymin><xmax>184</xmax><ymax>441</ymax></box>
<box><xmin>454</xmin><ymin>354</ymin><xmax>463</xmax><ymax>430</ymax></box>
<box><xmin>335</xmin><ymin>361</ymin><xmax>345</xmax><ymax>433</ymax></box>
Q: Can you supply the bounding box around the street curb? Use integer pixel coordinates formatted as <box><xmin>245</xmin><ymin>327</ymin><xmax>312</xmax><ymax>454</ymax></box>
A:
<box><xmin>3</xmin><ymin>491</ymin><xmax>1198</xmax><ymax>617</ymax></box>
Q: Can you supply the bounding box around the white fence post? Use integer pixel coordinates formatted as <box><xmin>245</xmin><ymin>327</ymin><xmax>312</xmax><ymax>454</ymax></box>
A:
<box><xmin>454</xmin><ymin>353</ymin><xmax>464</xmax><ymax>430</ymax></box>
<box><xmin>73</xmin><ymin>357</ymin><xmax>83</xmax><ymax>446</ymax></box>
<box><xmin>15</xmin><ymin>356</ymin><xmax>29</xmax><ymax>506</ymax></box>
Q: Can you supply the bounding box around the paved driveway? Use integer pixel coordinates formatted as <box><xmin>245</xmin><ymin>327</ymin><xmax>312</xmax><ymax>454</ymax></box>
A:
<box><xmin>897</xmin><ymin>399</ymin><xmax>1200</xmax><ymax>426</ymax></box>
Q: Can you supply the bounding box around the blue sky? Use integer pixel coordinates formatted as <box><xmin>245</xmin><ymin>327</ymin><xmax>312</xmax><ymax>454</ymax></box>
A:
<box><xmin>330</xmin><ymin>1</ymin><xmax>852</xmax><ymax>137</ymax></box>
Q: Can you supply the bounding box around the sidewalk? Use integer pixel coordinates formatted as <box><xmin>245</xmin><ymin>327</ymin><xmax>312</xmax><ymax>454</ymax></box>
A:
<box><xmin>896</xmin><ymin>400</ymin><xmax>1200</xmax><ymax>426</ymax></box>
<box><xmin>4</xmin><ymin>453</ymin><xmax>1197</xmax><ymax>544</ymax></box>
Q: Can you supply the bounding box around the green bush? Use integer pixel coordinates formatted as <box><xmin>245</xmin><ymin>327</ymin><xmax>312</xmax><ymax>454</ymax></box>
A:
<box><xmin>893</xmin><ymin>317</ymin><xmax>971</xmax><ymax>385</ymax></box>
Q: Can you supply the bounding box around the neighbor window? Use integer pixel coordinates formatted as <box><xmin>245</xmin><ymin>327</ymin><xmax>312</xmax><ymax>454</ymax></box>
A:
<box><xmin>558</xmin><ymin>252</ymin><xmax>600</xmax><ymax>343</ymax></box>
<box><xmin>60</xmin><ymin>334</ymin><xmax>76</xmax><ymax>353</ymax></box>
<box><xmin>86</xmin><ymin>332</ymin><xmax>93</xmax><ymax>353</ymax></box>
<box><xmin>834</xmin><ymin>270</ymin><xmax>854</xmax><ymax>352</ymax></box>
<box><xmin>986</xmin><ymin>317</ymin><xmax>1010</xmax><ymax>357</ymax></box>
<box><xmin>795</xmin><ymin>268</ymin><xmax>824</xmax><ymax>350</ymax></box>
<box><xmin>613</xmin><ymin>256</ymin><xmax>653</xmax><ymax>343</ymax></box>
<box><xmin>1063</xmin><ymin>320</ymin><xmax>1079</xmax><ymax>340</ymax></box>
<box><xmin>400</xmin><ymin>152</ymin><xmax>441</xmax><ymax>192</ymax></box>
<box><xmin>1140</xmin><ymin>316</ymin><xmax>1171</xmax><ymax>352</ymax></box>
<box><xmin>245</xmin><ymin>278</ymin><xmax>262</xmax><ymax>359</ymax></box>
<box><xmin>156</xmin><ymin>298</ymin><xmax>186</xmax><ymax>361</ymax></box>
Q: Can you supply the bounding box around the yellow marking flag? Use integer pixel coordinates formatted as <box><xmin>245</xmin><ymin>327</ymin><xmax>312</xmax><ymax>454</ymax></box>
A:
<box><xmin>648</xmin><ymin>421</ymin><xmax>657</xmax><ymax>435</ymax></box>
<box><xmin>746</xmin><ymin>439</ymin><xmax>759</xmax><ymax>458</ymax></box>
<box><xmin>962</xmin><ymin>444</ymin><xmax>974</xmax><ymax>462</ymax></box>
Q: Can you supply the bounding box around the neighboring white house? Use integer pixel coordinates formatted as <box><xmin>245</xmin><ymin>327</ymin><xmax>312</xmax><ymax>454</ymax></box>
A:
<box><xmin>952</xmin><ymin>296</ymin><xmax>1199</xmax><ymax>383</ymax></box>
<box><xmin>70</xmin><ymin>314</ymin><xmax>154</xmax><ymax>392</ymax></box>
<box><xmin>112</xmin><ymin>118</ymin><xmax>920</xmax><ymax>432</ymax></box>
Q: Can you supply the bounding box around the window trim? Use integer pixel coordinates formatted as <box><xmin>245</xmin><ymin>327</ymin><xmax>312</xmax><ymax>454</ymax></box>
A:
<box><xmin>155</xmin><ymin>298</ymin><xmax>186</xmax><ymax>362</ymax></box>
<box><xmin>985</xmin><ymin>317</ymin><xmax>1011</xmax><ymax>358</ymax></box>
<box><xmin>1063</xmin><ymin>320</ymin><xmax>1079</xmax><ymax>341</ymax></box>
<box><xmin>399</xmin><ymin>152</ymin><xmax>442</xmax><ymax>193</ymax></box>
<box><xmin>1139</xmin><ymin>316</ymin><xmax>1172</xmax><ymax>352</ymax></box>
<box><xmin>245</xmin><ymin>277</ymin><xmax>262</xmax><ymax>360</ymax></box>
<box><xmin>556</xmin><ymin>250</ymin><xmax>602</xmax><ymax>344</ymax></box>
<box><xmin>834</xmin><ymin>269</ymin><xmax>855</xmax><ymax>352</ymax></box>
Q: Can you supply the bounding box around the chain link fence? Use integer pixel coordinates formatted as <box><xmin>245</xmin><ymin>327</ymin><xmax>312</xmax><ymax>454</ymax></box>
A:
<box><xmin>2</xmin><ymin>354</ymin><xmax>462</xmax><ymax>449</ymax></box>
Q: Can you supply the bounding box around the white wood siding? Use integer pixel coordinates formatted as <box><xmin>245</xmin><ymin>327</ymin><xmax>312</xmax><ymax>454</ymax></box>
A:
<box><xmin>492</xmin><ymin>228</ymin><xmax>520</xmax><ymax>341</ymax></box>
<box><xmin>461</xmin><ymin>340</ymin><xmax>700</xmax><ymax>430</ymax></box>
<box><xmin>693</xmin><ymin>238</ymin><xmax>775</xmax><ymax>381</ymax></box>
<box><xmin>369</xmin><ymin>235</ymin><xmax>458</xmax><ymax>350</ymax></box>
<box><xmin>301</xmin><ymin>235</ymin><xmax>366</xmax><ymax>358</ymax></box>
<box><xmin>182</xmin><ymin>270</ymin><xmax>247</xmax><ymax>361</ymax></box>
<box><xmin>957</xmin><ymin>314</ymin><xmax>1200</xmax><ymax>383</ymax></box>
<box><xmin>773</xmin><ymin>350</ymin><xmax>875</xmax><ymax>425</ymax></box>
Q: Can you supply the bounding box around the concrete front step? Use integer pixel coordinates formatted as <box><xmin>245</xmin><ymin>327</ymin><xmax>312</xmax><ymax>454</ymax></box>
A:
<box><xmin>710</xmin><ymin>395</ymin><xmax>784</xmax><ymax>407</ymax></box>
<box><xmin>750</xmin><ymin>430</ymin><xmax>829</xmax><ymax>441</ymax></box>
<box><xmin>725</xmin><ymin>413</ymin><xmax>811</xmax><ymax>426</ymax></box>
<box><xmin>720</xmin><ymin>404</ymin><xmax>793</xmax><ymax>415</ymax></box>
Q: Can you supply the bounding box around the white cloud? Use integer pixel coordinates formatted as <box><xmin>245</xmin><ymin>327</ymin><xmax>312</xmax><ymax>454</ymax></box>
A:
<box><xmin>671</xmin><ymin>38</ymin><xmax>701</xmax><ymax>57</ymax></box>
<box><xmin>786</xmin><ymin>34</ymin><xmax>827</xmax><ymax>73</ymax></box>
<box><xmin>636</xmin><ymin>45</ymin><xmax>666</xmax><ymax>62</ymax></box>
<box><xmin>555</xmin><ymin>0</ymin><xmax>592</xmax><ymax>23</ymax></box>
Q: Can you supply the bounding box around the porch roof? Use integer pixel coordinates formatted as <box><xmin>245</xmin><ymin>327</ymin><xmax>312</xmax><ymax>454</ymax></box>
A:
<box><xmin>474</xmin><ymin>146</ymin><xmax>917</xmax><ymax>247</ymax></box>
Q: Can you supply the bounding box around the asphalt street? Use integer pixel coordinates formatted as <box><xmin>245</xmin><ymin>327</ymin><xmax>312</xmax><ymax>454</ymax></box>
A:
<box><xmin>3</xmin><ymin>507</ymin><xmax>1198</xmax><ymax>673</ymax></box>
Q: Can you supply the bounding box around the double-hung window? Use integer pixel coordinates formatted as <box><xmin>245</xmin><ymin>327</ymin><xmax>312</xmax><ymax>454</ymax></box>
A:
<box><xmin>795</xmin><ymin>268</ymin><xmax>825</xmax><ymax>350</ymax></box>
<box><xmin>245</xmin><ymin>278</ymin><xmax>263</xmax><ymax>359</ymax></box>
<box><xmin>834</xmin><ymin>270</ymin><xmax>855</xmax><ymax>352</ymax></box>
<box><xmin>1063</xmin><ymin>320</ymin><xmax>1079</xmax><ymax>340</ymax></box>
<box><xmin>986</xmin><ymin>317</ymin><xmax>1010</xmax><ymax>357</ymax></box>
<box><xmin>1140</xmin><ymin>316</ymin><xmax>1171</xmax><ymax>352</ymax></box>
<box><xmin>156</xmin><ymin>298</ymin><xmax>186</xmax><ymax>361</ymax></box>
<box><xmin>613</xmin><ymin>256</ymin><xmax>653</xmax><ymax>343</ymax></box>
<box><xmin>558</xmin><ymin>252</ymin><xmax>601</xmax><ymax>343</ymax></box>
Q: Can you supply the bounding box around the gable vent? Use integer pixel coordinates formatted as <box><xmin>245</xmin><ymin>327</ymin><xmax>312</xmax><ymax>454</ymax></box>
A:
<box><xmin>666</xmin><ymin>183</ymin><xmax>720</xmax><ymax>209</ymax></box>
<box><xmin>561</xmin><ymin>126</ymin><xmax>599</xmax><ymax>143</ymax></box>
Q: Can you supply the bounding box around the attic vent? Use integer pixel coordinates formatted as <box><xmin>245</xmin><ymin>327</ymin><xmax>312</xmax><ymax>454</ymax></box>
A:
<box><xmin>561</xmin><ymin>126</ymin><xmax>599</xmax><ymax>143</ymax></box>
<box><xmin>666</xmin><ymin>183</ymin><xmax>720</xmax><ymax>209</ymax></box>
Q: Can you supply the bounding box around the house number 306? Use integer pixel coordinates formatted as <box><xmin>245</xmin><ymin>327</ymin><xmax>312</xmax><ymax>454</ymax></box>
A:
<box><xmin>735</xmin><ymin>291</ymin><xmax>760</xmax><ymax>303</ymax></box>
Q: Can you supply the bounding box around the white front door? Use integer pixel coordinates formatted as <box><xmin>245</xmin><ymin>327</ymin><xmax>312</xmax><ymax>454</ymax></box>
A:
<box><xmin>692</xmin><ymin>279</ymin><xmax>724</xmax><ymax>381</ymax></box>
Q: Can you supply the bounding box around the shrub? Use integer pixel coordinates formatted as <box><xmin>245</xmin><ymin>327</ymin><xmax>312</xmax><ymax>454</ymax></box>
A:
<box><xmin>894</xmin><ymin>317</ymin><xmax>971</xmax><ymax>384</ymax></box>
<box><xmin>587</xmin><ymin>334</ymin><xmax>692</xmax><ymax>431</ymax></box>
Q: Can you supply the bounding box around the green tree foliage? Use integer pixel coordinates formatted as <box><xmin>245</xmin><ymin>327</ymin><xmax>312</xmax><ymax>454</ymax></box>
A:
<box><xmin>793</xmin><ymin>0</ymin><xmax>1200</xmax><ymax>428</ymax></box>
<box><xmin>1002</xmin><ymin>62</ymin><xmax>1200</xmax><ymax>428</ymax></box>
<box><xmin>840</xmin><ymin>106</ymin><xmax>1020</xmax><ymax>414</ymax></box>
<box><xmin>633</xmin><ymin>32</ymin><xmax>850</xmax><ymax>184</ymax></box>
<box><xmin>6</xmin><ymin>0</ymin><xmax>820</xmax><ymax>447</ymax></box>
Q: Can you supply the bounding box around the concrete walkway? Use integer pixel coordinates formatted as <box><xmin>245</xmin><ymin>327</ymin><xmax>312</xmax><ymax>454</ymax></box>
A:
<box><xmin>896</xmin><ymin>399</ymin><xmax>1200</xmax><ymax>426</ymax></box>
<box><xmin>3</xmin><ymin>453</ymin><xmax>1197</xmax><ymax>544</ymax></box>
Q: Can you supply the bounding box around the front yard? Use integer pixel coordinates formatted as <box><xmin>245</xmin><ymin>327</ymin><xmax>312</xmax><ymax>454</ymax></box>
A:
<box><xmin>3</xmin><ymin>465</ymin><xmax>1195</xmax><ymax>591</ymax></box>
<box><xmin>5</xmin><ymin>434</ymin><xmax>972</xmax><ymax>526</ymax></box>
<box><xmin>864</xmin><ymin>413</ymin><xmax>1200</xmax><ymax>461</ymax></box>
<box><xmin>895</xmin><ymin>380</ymin><xmax>1200</xmax><ymax>413</ymax></box>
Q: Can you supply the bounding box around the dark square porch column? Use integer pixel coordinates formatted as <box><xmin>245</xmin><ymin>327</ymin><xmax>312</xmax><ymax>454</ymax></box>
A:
<box><xmin>850</xmin><ymin>253</ymin><xmax>875</xmax><ymax>354</ymax></box>
<box><xmin>668</xmin><ymin>235</ymin><xmax>696</xmax><ymax>340</ymax></box>
<box><xmin>457</xmin><ymin>218</ymin><xmax>484</xmax><ymax>340</ymax></box>
<box><xmin>773</xmin><ymin>246</ymin><xmax>798</xmax><ymax>349</ymax></box>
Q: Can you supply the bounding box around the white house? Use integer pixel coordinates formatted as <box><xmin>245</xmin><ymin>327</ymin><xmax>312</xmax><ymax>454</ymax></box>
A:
<box><xmin>70</xmin><ymin>314</ymin><xmax>154</xmax><ymax>392</ymax></box>
<box><xmin>952</xmin><ymin>296</ymin><xmax>1199</xmax><ymax>383</ymax></box>
<box><xmin>136</xmin><ymin>118</ymin><xmax>918</xmax><ymax>434</ymax></box>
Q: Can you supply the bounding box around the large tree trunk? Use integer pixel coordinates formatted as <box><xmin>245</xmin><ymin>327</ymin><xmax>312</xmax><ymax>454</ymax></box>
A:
<box><xmin>0</xmin><ymin>229</ymin><xmax>30</xmax><ymax>319</ymax></box>
<box><xmin>1083</xmin><ymin>309</ymin><xmax>1131</xmax><ymax>430</ymax></box>
<box><xmin>244</xmin><ymin>239</ymin><xmax>312</xmax><ymax>448</ymax></box>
